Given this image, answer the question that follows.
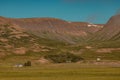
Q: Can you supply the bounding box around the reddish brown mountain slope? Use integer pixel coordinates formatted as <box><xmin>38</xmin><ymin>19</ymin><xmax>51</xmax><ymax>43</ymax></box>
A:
<box><xmin>0</xmin><ymin>16</ymin><xmax>103</xmax><ymax>43</ymax></box>
<box><xmin>91</xmin><ymin>14</ymin><xmax>120</xmax><ymax>41</ymax></box>
<box><xmin>71</xmin><ymin>22</ymin><xmax>103</xmax><ymax>34</ymax></box>
<box><xmin>0</xmin><ymin>23</ymin><xmax>51</xmax><ymax>58</ymax></box>
<box><xmin>12</xmin><ymin>18</ymin><xmax>87</xmax><ymax>36</ymax></box>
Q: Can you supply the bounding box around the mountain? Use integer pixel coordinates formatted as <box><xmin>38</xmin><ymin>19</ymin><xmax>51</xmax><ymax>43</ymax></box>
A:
<box><xmin>0</xmin><ymin>16</ymin><xmax>103</xmax><ymax>44</ymax></box>
<box><xmin>71</xmin><ymin>22</ymin><xmax>103</xmax><ymax>34</ymax></box>
<box><xmin>0</xmin><ymin>22</ymin><xmax>53</xmax><ymax>58</ymax></box>
<box><xmin>0</xmin><ymin>16</ymin><xmax>120</xmax><ymax>62</ymax></box>
<box><xmin>91</xmin><ymin>14</ymin><xmax>120</xmax><ymax>41</ymax></box>
<box><xmin>12</xmin><ymin>18</ymin><xmax>87</xmax><ymax>43</ymax></box>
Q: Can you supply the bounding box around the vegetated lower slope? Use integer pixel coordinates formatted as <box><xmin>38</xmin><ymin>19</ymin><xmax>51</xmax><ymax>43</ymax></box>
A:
<box><xmin>88</xmin><ymin>14</ymin><xmax>120</xmax><ymax>48</ymax></box>
<box><xmin>0</xmin><ymin>19</ymin><xmax>83</xmax><ymax>62</ymax></box>
<box><xmin>69</xmin><ymin>15</ymin><xmax>120</xmax><ymax>61</ymax></box>
<box><xmin>0</xmin><ymin>23</ymin><xmax>56</xmax><ymax>58</ymax></box>
<box><xmin>0</xmin><ymin>16</ymin><xmax>120</xmax><ymax>62</ymax></box>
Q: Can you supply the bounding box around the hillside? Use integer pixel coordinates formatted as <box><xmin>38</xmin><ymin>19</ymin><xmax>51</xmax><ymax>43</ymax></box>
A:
<box><xmin>0</xmin><ymin>16</ymin><xmax>103</xmax><ymax>44</ymax></box>
<box><xmin>0</xmin><ymin>16</ymin><xmax>120</xmax><ymax>62</ymax></box>
<box><xmin>71</xmin><ymin>22</ymin><xmax>103</xmax><ymax>34</ymax></box>
<box><xmin>91</xmin><ymin>14</ymin><xmax>120</xmax><ymax>41</ymax></box>
<box><xmin>0</xmin><ymin>23</ymin><xmax>55</xmax><ymax>58</ymax></box>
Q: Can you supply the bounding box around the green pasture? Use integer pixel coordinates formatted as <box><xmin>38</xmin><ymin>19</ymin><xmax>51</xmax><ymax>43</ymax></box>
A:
<box><xmin>0</xmin><ymin>63</ymin><xmax>120</xmax><ymax>80</ymax></box>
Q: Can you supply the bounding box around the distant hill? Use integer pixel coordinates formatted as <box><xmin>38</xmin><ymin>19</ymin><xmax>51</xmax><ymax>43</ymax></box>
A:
<box><xmin>71</xmin><ymin>22</ymin><xmax>103</xmax><ymax>35</ymax></box>
<box><xmin>0</xmin><ymin>16</ymin><xmax>103</xmax><ymax>44</ymax></box>
<box><xmin>1</xmin><ymin>16</ymin><xmax>120</xmax><ymax>62</ymax></box>
<box><xmin>0</xmin><ymin>23</ymin><xmax>53</xmax><ymax>58</ymax></box>
<box><xmin>91</xmin><ymin>14</ymin><xmax>120</xmax><ymax>41</ymax></box>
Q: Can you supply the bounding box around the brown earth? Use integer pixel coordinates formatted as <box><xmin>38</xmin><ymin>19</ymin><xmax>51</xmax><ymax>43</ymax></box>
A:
<box><xmin>91</xmin><ymin>14</ymin><xmax>120</xmax><ymax>41</ymax></box>
<box><xmin>0</xmin><ymin>16</ymin><xmax>103</xmax><ymax>43</ymax></box>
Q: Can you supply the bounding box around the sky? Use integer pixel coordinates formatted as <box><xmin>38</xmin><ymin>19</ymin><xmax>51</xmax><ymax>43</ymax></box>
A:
<box><xmin>0</xmin><ymin>0</ymin><xmax>120</xmax><ymax>24</ymax></box>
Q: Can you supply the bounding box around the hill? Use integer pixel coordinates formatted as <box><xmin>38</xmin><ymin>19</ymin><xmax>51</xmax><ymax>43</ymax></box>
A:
<box><xmin>91</xmin><ymin>14</ymin><xmax>120</xmax><ymax>41</ymax></box>
<box><xmin>0</xmin><ymin>23</ymin><xmax>56</xmax><ymax>58</ymax></box>
<box><xmin>0</xmin><ymin>16</ymin><xmax>103</xmax><ymax>44</ymax></box>
<box><xmin>0</xmin><ymin>16</ymin><xmax>120</xmax><ymax>63</ymax></box>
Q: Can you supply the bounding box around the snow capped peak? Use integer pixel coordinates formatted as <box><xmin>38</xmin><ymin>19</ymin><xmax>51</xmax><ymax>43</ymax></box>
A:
<box><xmin>68</xmin><ymin>21</ymin><xmax>71</xmax><ymax>23</ymax></box>
<box><xmin>87</xmin><ymin>23</ymin><xmax>97</xmax><ymax>27</ymax></box>
<box><xmin>87</xmin><ymin>23</ymin><xmax>103</xmax><ymax>28</ymax></box>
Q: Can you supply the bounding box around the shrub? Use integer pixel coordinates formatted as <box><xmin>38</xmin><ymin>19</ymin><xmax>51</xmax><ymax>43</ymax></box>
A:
<box><xmin>3</xmin><ymin>24</ymin><xmax>10</xmax><ymax>27</ymax></box>
<box><xmin>44</xmin><ymin>53</ymin><xmax>84</xmax><ymax>63</ymax></box>
<box><xmin>24</xmin><ymin>61</ymin><xmax>31</xmax><ymax>66</ymax></box>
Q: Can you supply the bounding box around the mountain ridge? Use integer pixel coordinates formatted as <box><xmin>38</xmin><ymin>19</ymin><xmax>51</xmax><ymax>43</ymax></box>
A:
<box><xmin>0</xmin><ymin>15</ymin><xmax>120</xmax><ymax>61</ymax></box>
<box><xmin>91</xmin><ymin>14</ymin><xmax>120</xmax><ymax>41</ymax></box>
<box><xmin>0</xmin><ymin>16</ymin><xmax>103</xmax><ymax>43</ymax></box>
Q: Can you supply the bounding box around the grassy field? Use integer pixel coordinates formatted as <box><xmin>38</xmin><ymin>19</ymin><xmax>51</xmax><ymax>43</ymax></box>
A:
<box><xmin>0</xmin><ymin>63</ymin><xmax>120</xmax><ymax>80</ymax></box>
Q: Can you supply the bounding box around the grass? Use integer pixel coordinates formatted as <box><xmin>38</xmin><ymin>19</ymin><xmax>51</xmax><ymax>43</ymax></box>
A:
<box><xmin>80</xmin><ymin>49</ymin><xmax>120</xmax><ymax>60</ymax></box>
<box><xmin>0</xmin><ymin>25</ymin><xmax>120</xmax><ymax>80</ymax></box>
<box><xmin>86</xmin><ymin>40</ymin><xmax>120</xmax><ymax>48</ymax></box>
<box><xmin>0</xmin><ymin>63</ymin><xmax>120</xmax><ymax>80</ymax></box>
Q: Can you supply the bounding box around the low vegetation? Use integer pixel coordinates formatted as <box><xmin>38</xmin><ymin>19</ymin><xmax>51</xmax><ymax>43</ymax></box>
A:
<box><xmin>0</xmin><ymin>20</ymin><xmax>120</xmax><ymax>80</ymax></box>
<box><xmin>0</xmin><ymin>63</ymin><xmax>120</xmax><ymax>80</ymax></box>
<box><xmin>44</xmin><ymin>53</ymin><xmax>84</xmax><ymax>63</ymax></box>
<box><xmin>24</xmin><ymin>61</ymin><xmax>32</xmax><ymax>66</ymax></box>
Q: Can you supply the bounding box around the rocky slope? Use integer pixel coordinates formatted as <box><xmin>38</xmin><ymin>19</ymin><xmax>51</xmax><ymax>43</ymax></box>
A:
<box><xmin>71</xmin><ymin>22</ymin><xmax>103</xmax><ymax>34</ymax></box>
<box><xmin>0</xmin><ymin>16</ymin><xmax>120</xmax><ymax>61</ymax></box>
<box><xmin>0</xmin><ymin>16</ymin><xmax>103</xmax><ymax>44</ymax></box>
<box><xmin>91</xmin><ymin>14</ymin><xmax>120</xmax><ymax>41</ymax></box>
<box><xmin>0</xmin><ymin>23</ymin><xmax>51</xmax><ymax>58</ymax></box>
